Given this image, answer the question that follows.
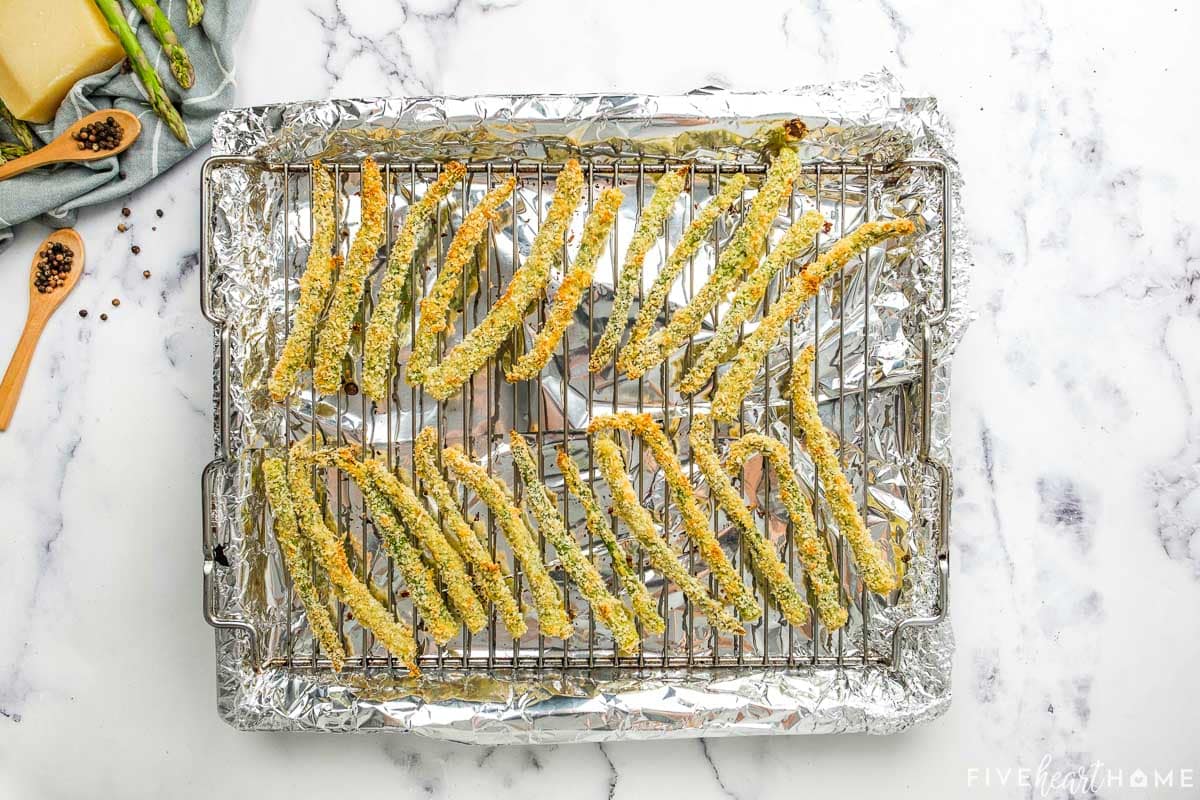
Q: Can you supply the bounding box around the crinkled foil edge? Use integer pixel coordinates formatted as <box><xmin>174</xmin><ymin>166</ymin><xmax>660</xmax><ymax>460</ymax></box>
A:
<box><xmin>207</xmin><ymin>69</ymin><xmax>971</xmax><ymax>741</ymax></box>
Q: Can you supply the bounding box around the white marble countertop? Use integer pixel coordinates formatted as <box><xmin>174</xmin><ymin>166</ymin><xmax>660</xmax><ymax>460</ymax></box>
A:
<box><xmin>3</xmin><ymin>0</ymin><xmax>1199</xmax><ymax>796</ymax></box>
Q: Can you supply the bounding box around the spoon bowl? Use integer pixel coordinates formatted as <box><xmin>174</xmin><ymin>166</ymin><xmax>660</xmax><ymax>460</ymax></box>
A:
<box><xmin>0</xmin><ymin>228</ymin><xmax>86</xmax><ymax>430</ymax></box>
<box><xmin>0</xmin><ymin>109</ymin><xmax>141</xmax><ymax>181</ymax></box>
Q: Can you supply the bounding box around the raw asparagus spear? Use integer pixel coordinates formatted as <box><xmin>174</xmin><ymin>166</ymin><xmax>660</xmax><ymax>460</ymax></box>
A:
<box><xmin>0</xmin><ymin>101</ymin><xmax>34</xmax><ymax>151</ymax></box>
<box><xmin>91</xmin><ymin>0</ymin><xmax>191</xmax><ymax>146</ymax></box>
<box><xmin>128</xmin><ymin>0</ymin><xmax>195</xmax><ymax>89</ymax></box>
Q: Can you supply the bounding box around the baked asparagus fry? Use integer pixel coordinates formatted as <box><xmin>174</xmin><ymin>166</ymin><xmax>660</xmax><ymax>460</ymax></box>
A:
<box><xmin>589</xmin><ymin>412</ymin><xmax>760</xmax><ymax>621</ymax></box>
<box><xmin>679</xmin><ymin>210</ymin><xmax>826</xmax><ymax>394</ymax></box>
<box><xmin>593</xmin><ymin>437</ymin><xmax>744</xmax><ymax>634</ymax></box>
<box><xmin>621</xmin><ymin>149</ymin><xmax>800</xmax><ymax>379</ymax></box>
<box><xmin>263</xmin><ymin>457</ymin><xmax>348</xmax><ymax>670</ymax></box>
<box><xmin>557</xmin><ymin>449</ymin><xmax>665</xmax><ymax>633</ymax></box>
<box><xmin>313</xmin><ymin>157</ymin><xmax>387</xmax><ymax>395</ymax></box>
<box><xmin>91</xmin><ymin>0</ymin><xmax>190</xmax><ymax>146</ymax></box>
<box><xmin>506</xmin><ymin>186</ymin><xmax>624</xmax><ymax>381</ymax></box>
<box><xmin>0</xmin><ymin>143</ymin><xmax>28</xmax><ymax>165</ymax></box>
<box><xmin>618</xmin><ymin>175</ymin><xmax>747</xmax><ymax>375</ymax></box>
<box><xmin>187</xmin><ymin>0</ymin><xmax>204</xmax><ymax>26</ymax></box>
<box><xmin>710</xmin><ymin>219</ymin><xmax>914</xmax><ymax>421</ymax></box>
<box><xmin>129</xmin><ymin>0</ymin><xmax>195</xmax><ymax>89</ymax></box>
<box><xmin>509</xmin><ymin>432</ymin><xmax>639</xmax><ymax>652</ymax></box>
<box><xmin>421</xmin><ymin>160</ymin><xmax>584</xmax><ymax>401</ymax></box>
<box><xmin>363</xmin><ymin>162</ymin><xmax>467</xmax><ymax>399</ymax></box>
<box><xmin>688</xmin><ymin>416</ymin><xmax>811</xmax><ymax>627</ymax></box>
<box><xmin>311</xmin><ymin>450</ymin><xmax>460</xmax><ymax>644</ymax></box>
<box><xmin>442</xmin><ymin>444</ymin><xmax>574</xmax><ymax>639</ymax></box>
<box><xmin>588</xmin><ymin>168</ymin><xmax>688</xmax><ymax>372</ymax></box>
<box><xmin>413</xmin><ymin>428</ymin><xmax>526</xmax><ymax>638</ymax></box>
<box><xmin>269</xmin><ymin>162</ymin><xmax>337</xmax><ymax>401</ymax></box>
<box><xmin>285</xmin><ymin>442</ymin><xmax>419</xmax><ymax>672</ymax></box>
<box><xmin>788</xmin><ymin>346</ymin><xmax>899</xmax><ymax>595</ymax></box>
<box><xmin>725</xmin><ymin>431</ymin><xmax>848</xmax><ymax>630</ymax></box>
<box><xmin>408</xmin><ymin>177</ymin><xmax>517</xmax><ymax>386</ymax></box>
<box><xmin>0</xmin><ymin>100</ymin><xmax>34</xmax><ymax>151</ymax></box>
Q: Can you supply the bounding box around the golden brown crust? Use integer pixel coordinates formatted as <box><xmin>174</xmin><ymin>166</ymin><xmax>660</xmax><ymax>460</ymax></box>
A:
<box><xmin>362</xmin><ymin>161</ymin><xmax>467</xmax><ymax>400</ymax></box>
<box><xmin>263</xmin><ymin>456</ymin><xmax>348</xmax><ymax>670</ymax></box>
<box><xmin>787</xmin><ymin>346</ymin><xmax>898</xmax><ymax>595</ymax></box>
<box><xmin>679</xmin><ymin>210</ymin><xmax>826</xmax><ymax>394</ymax></box>
<box><xmin>285</xmin><ymin>442</ymin><xmax>419</xmax><ymax>672</ymax></box>
<box><xmin>313</xmin><ymin>157</ymin><xmax>388</xmax><ymax>395</ymax></box>
<box><xmin>592</xmin><ymin>437</ymin><xmax>744</xmax><ymax>634</ymax></box>
<box><xmin>688</xmin><ymin>416</ymin><xmax>811</xmax><ymax>627</ymax></box>
<box><xmin>556</xmin><ymin>449</ymin><xmax>666</xmax><ymax>634</ymax></box>
<box><xmin>406</xmin><ymin>177</ymin><xmax>517</xmax><ymax>388</ymax></box>
<box><xmin>269</xmin><ymin>162</ymin><xmax>338</xmax><ymax>402</ymax></box>
<box><xmin>588</xmin><ymin>168</ymin><xmax>688</xmax><ymax>373</ymax></box>
<box><xmin>724</xmin><ymin>432</ymin><xmax>848</xmax><ymax>630</ymax></box>
<box><xmin>442</xmin><ymin>444</ymin><xmax>574</xmax><ymax>639</ymax></box>
<box><xmin>588</xmin><ymin>412</ymin><xmax>760</xmax><ymax>621</ymax></box>
<box><xmin>621</xmin><ymin>150</ymin><xmax>800</xmax><ymax>379</ymax></box>
<box><xmin>506</xmin><ymin>186</ymin><xmax>624</xmax><ymax>382</ymax></box>
<box><xmin>618</xmin><ymin>175</ymin><xmax>748</xmax><ymax>375</ymax></box>
<box><xmin>413</xmin><ymin>428</ymin><xmax>527</xmax><ymax>638</ymax></box>
<box><xmin>422</xmin><ymin>160</ymin><xmax>584</xmax><ymax>401</ymax></box>
<box><xmin>509</xmin><ymin>432</ymin><xmax>639</xmax><ymax>652</ymax></box>
<box><xmin>710</xmin><ymin>219</ymin><xmax>915</xmax><ymax>422</ymax></box>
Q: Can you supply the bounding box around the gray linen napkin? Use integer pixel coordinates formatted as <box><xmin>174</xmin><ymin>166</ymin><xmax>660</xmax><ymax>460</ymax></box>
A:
<box><xmin>0</xmin><ymin>0</ymin><xmax>249</xmax><ymax>251</ymax></box>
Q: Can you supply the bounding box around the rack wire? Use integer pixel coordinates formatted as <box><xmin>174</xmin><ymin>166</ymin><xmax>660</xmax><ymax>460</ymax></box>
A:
<box><xmin>201</xmin><ymin>155</ymin><xmax>952</xmax><ymax>675</ymax></box>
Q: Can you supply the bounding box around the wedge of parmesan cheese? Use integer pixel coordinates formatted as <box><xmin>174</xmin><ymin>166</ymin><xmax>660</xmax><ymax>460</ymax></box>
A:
<box><xmin>0</xmin><ymin>0</ymin><xmax>125</xmax><ymax>123</ymax></box>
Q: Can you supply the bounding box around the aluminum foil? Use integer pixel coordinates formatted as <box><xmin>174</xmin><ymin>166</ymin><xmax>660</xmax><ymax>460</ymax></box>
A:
<box><xmin>203</xmin><ymin>70</ymin><xmax>971</xmax><ymax>741</ymax></box>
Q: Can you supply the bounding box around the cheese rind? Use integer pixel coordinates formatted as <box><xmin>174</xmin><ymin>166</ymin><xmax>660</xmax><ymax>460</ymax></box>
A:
<box><xmin>0</xmin><ymin>0</ymin><xmax>126</xmax><ymax>123</ymax></box>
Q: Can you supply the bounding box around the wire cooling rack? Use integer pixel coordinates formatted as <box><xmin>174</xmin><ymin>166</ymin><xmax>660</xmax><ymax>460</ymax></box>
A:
<box><xmin>200</xmin><ymin>155</ymin><xmax>951</xmax><ymax>675</ymax></box>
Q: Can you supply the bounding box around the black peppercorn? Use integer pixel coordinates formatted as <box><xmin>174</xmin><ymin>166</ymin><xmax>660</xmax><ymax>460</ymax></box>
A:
<box><xmin>100</xmin><ymin>313</ymin><xmax>108</xmax><ymax>321</ymax></box>
<box><xmin>121</xmin><ymin>207</ymin><xmax>131</xmax><ymax>217</ymax></box>
<box><xmin>79</xmin><ymin>309</ymin><xmax>88</xmax><ymax>318</ymax></box>
<box><xmin>131</xmin><ymin>245</ymin><xmax>140</xmax><ymax>255</ymax></box>
<box><xmin>156</xmin><ymin>209</ymin><xmax>163</xmax><ymax>218</ymax></box>
<box><xmin>111</xmin><ymin>298</ymin><xmax>120</xmax><ymax>307</ymax></box>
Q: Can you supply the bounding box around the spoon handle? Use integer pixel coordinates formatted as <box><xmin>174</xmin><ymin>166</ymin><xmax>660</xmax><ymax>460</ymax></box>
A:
<box><xmin>0</xmin><ymin>314</ymin><xmax>45</xmax><ymax>431</ymax></box>
<box><xmin>0</xmin><ymin>149</ymin><xmax>59</xmax><ymax>181</ymax></box>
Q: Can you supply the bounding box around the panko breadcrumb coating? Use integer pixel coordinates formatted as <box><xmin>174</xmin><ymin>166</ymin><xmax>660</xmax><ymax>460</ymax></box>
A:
<box><xmin>286</xmin><ymin>442</ymin><xmax>419</xmax><ymax>672</ymax></box>
<box><xmin>268</xmin><ymin>162</ymin><xmax>337</xmax><ymax>402</ymax></box>
<box><xmin>307</xmin><ymin>448</ymin><xmax>460</xmax><ymax>645</ymax></box>
<box><xmin>588</xmin><ymin>168</ymin><xmax>688</xmax><ymax>373</ymax></box>
<box><xmin>557</xmin><ymin>449</ymin><xmax>665</xmax><ymax>634</ymax></box>
<box><xmin>621</xmin><ymin>150</ymin><xmax>800</xmax><ymax>379</ymax></box>
<box><xmin>506</xmin><ymin>186</ymin><xmax>624</xmax><ymax>382</ymax></box>
<box><xmin>312</xmin><ymin>158</ymin><xmax>388</xmax><ymax>395</ymax></box>
<box><xmin>362</xmin><ymin>162</ymin><xmax>468</xmax><ymax>400</ymax></box>
<box><xmin>263</xmin><ymin>456</ymin><xmax>347</xmax><ymax>670</ymax></box>
<box><xmin>592</xmin><ymin>437</ymin><xmax>744</xmax><ymax>634</ymax></box>
<box><xmin>679</xmin><ymin>210</ymin><xmax>826</xmax><ymax>394</ymax></box>
<box><xmin>724</xmin><ymin>432</ymin><xmax>848</xmax><ymax>631</ymax></box>
<box><xmin>711</xmin><ymin>218</ymin><xmax>915</xmax><ymax>422</ymax></box>
<box><xmin>319</xmin><ymin>448</ymin><xmax>488</xmax><ymax>634</ymax></box>
<box><xmin>413</xmin><ymin>428</ymin><xmax>526</xmax><ymax>638</ymax></box>
<box><xmin>421</xmin><ymin>160</ymin><xmax>584</xmax><ymax>401</ymax></box>
<box><xmin>442</xmin><ymin>444</ymin><xmax>574</xmax><ymax>639</ymax></box>
<box><xmin>688</xmin><ymin>416</ymin><xmax>810</xmax><ymax>628</ymax></box>
<box><xmin>588</xmin><ymin>412</ymin><xmax>760</xmax><ymax>621</ymax></box>
<box><xmin>618</xmin><ymin>175</ymin><xmax>747</xmax><ymax>375</ymax></box>
<box><xmin>788</xmin><ymin>346</ymin><xmax>899</xmax><ymax>595</ymax></box>
<box><xmin>509</xmin><ymin>432</ymin><xmax>639</xmax><ymax>652</ymax></box>
<box><xmin>407</xmin><ymin>177</ymin><xmax>517</xmax><ymax>388</ymax></box>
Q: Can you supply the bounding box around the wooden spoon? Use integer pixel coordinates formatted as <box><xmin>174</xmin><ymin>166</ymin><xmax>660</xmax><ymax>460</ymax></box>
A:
<box><xmin>0</xmin><ymin>229</ymin><xmax>86</xmax><ymax>431</ymax></box>
<box><xmin>0</xmin><ymin>109</ymin><xmax>141</xmax><ymax>181</ymax></box>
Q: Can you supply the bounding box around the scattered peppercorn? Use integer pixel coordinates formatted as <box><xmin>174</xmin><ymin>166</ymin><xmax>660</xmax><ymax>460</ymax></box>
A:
<box><xmin>143</xmin><ymin>270</ymin><xmax>151</xmax><ymax>279</ymax></box>
<box><xmin>343</xmin><ymin>381</ymin><xmax>360</xmax><ymax>396</ymax></box>
<box><xmin>121</xmin><ymin>207</ymin><xmax>131</xmax><ymax>217</ymax></box>
<box><xmin>131</xmin><ymin>245</ymin><xmax>140</xmax><ymax>255</ymax></box>
<box><xmin>79</xmin><ymin>309</ymin><xmax>88</xmax><ymax>318</ymax></box>
<box><xmin>117</xmin><ymin>223</ymin><xmax>128</xmax><ymax>233</ymax></box>
<box><xmin>156</xmin><ymin>209</ymin><xmax>163</xmax><ymax>218</ymax></box>
<box><xmin>100</xmin><ymin>313</ymin><xmax>108</xmax><ymax>321</ymax></box>
<box><xmin>33</xmin><ymin>241</ymin><xmax>74</xmax><ymax>294</ymax></box>
<box><xmin>111</xmin><ymin>298</ymin><xmax>120</xmax><ymax>307</ymax></box>
<box><xmin>73</xmin><ymin>115</ymin><xmax>123</xmax><ymax>152</ymax></box>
